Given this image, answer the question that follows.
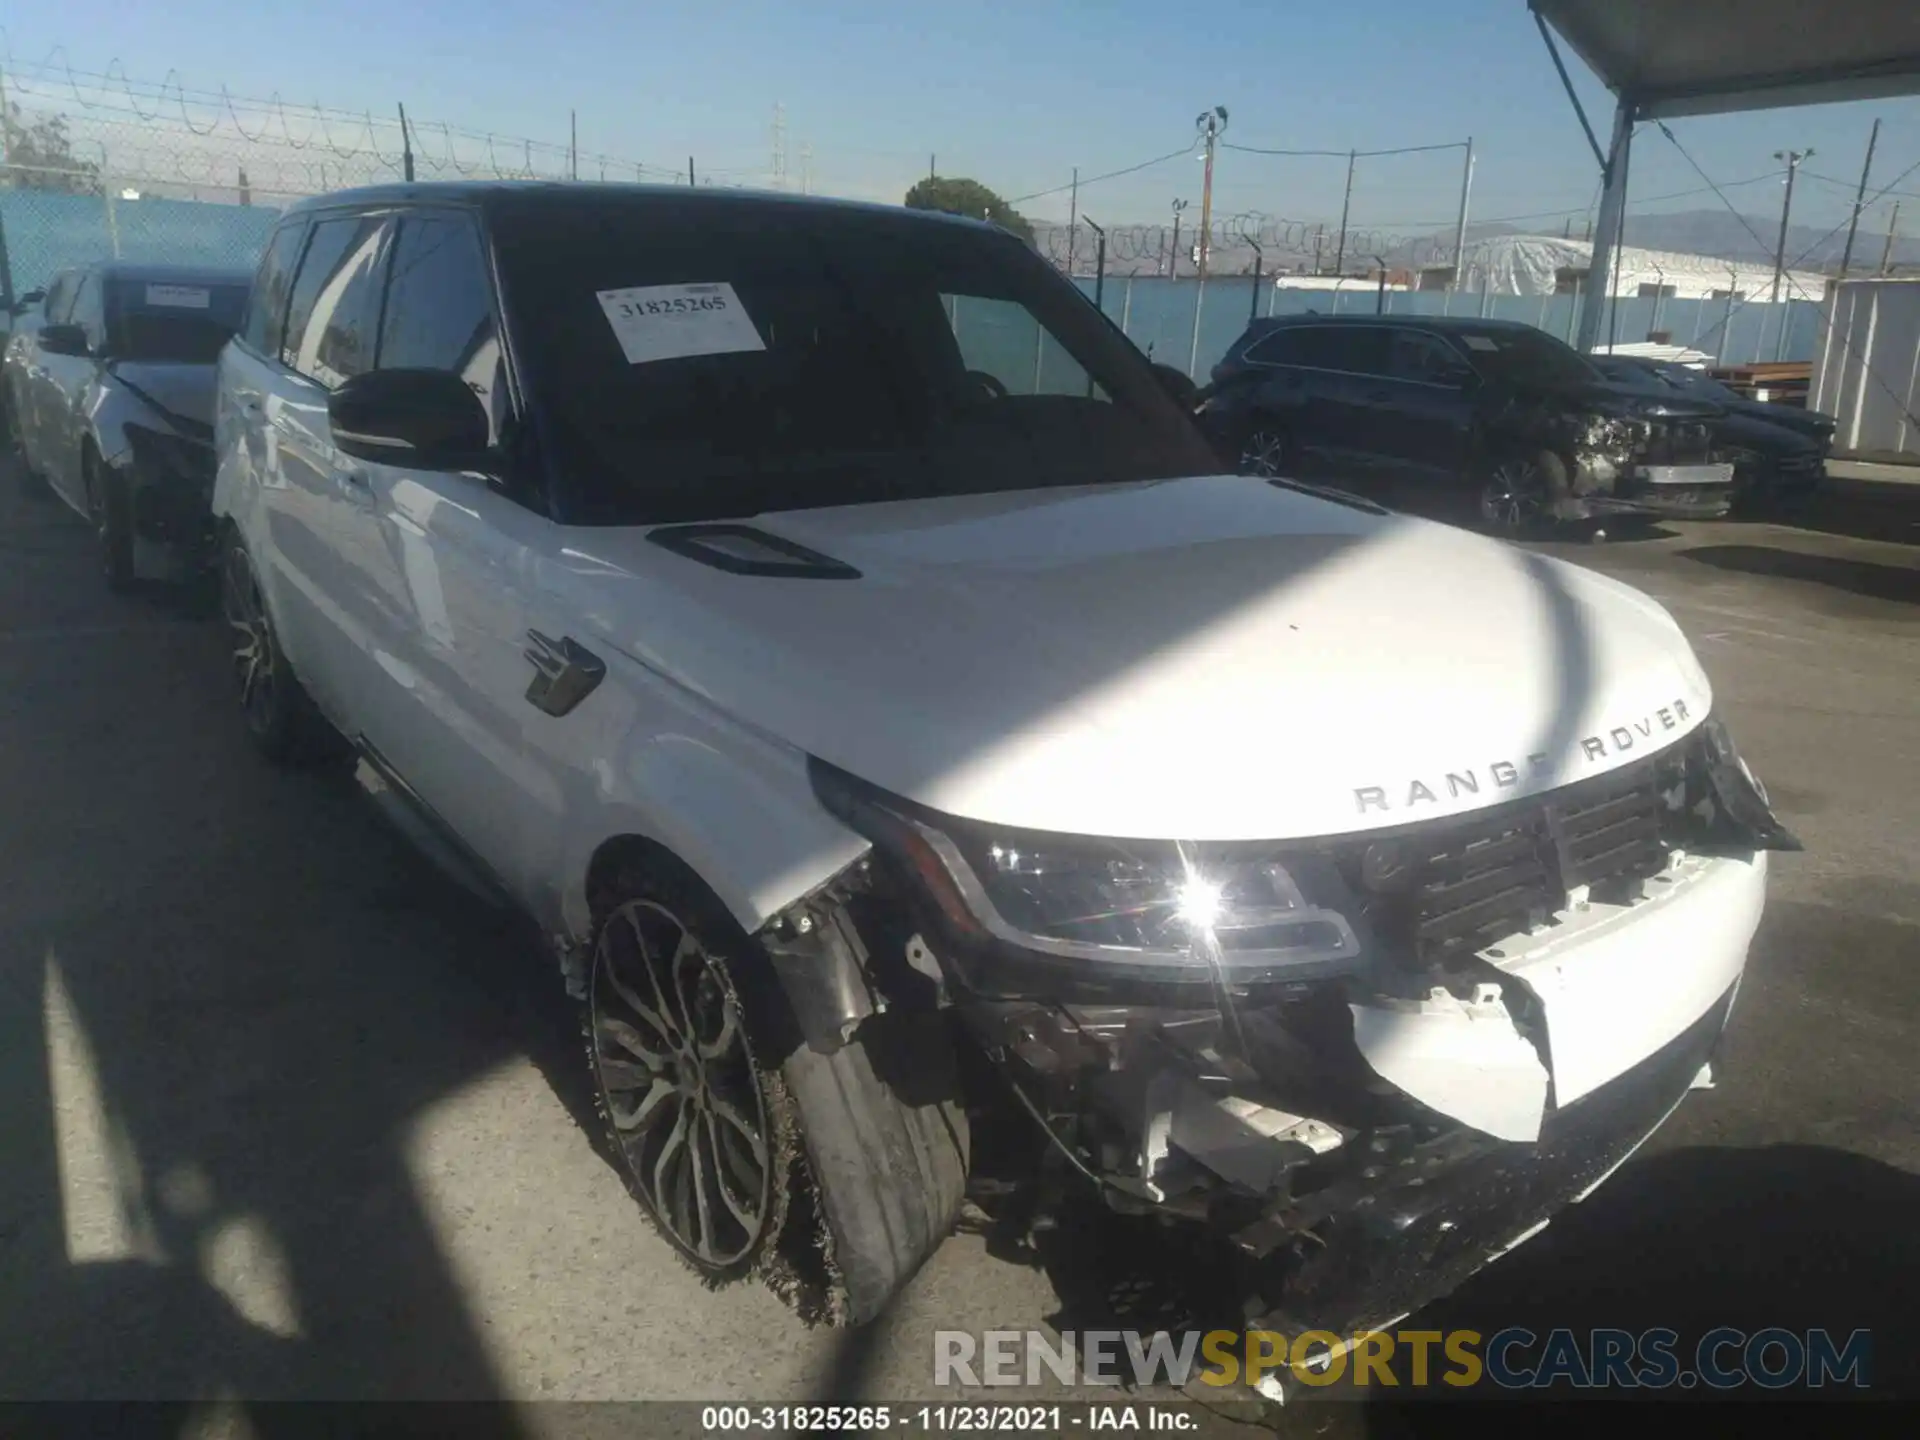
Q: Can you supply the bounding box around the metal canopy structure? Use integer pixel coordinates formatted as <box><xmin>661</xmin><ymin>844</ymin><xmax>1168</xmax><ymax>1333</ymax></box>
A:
<box><xmin>1528</xmin><ymin>0</ymin><xmax>1920</xmax><ymax>349</ymax></box>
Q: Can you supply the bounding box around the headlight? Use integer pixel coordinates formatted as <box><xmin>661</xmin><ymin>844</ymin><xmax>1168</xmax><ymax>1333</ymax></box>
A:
<box><xmin>810</xmin><ymin>760</ymin><xmax>1365</xmax><ymax>980</ymax></box>
<box><xmin>1693</xmin><ymin>716</ymin><xmax>1801</xmax><ymax>852</ymax></box>
<box><xmin>1575</xmin><ymin>414</ymin><xmax>1649</xmax><ymax>454</ymax></box>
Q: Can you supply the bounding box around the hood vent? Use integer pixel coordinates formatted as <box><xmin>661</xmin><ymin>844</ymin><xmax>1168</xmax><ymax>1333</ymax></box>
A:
<box><xmin>646</xmin><ymin>523</ymin><xmax>861</xmax><ymax>579</ymax></box>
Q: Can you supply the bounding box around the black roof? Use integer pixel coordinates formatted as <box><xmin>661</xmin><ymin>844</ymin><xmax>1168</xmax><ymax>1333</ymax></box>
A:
<box><xmin>282</xmin><ymin>179</ymin><xmax>999</xmax><ymax>235</ymax></box>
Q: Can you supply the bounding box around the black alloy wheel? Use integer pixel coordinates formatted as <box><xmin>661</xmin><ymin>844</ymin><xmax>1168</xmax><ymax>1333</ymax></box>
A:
<box><xmin>588</xmin><ymin>897</ymin><xmax>784</xmax><ymax>1277</ymax></box>
<box><xmin>1239</xmin><ymin>427</ymin><xmax>1292</xmax><ymax>478</ymax></box>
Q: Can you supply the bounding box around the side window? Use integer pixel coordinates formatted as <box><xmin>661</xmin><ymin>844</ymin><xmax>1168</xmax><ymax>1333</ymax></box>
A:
<box><xmin>282</xmin><ymin>215</ymin><xmax>390</xmax><ymax>387</ymax></box>
<box><xmin>941</xmin><ymin>294</ymin><xmax>1108</xmax><ymax>400</ymax></box>
<box><xmin>1389</xmin><ymin>330</ymin><xmax>1469</xmax><ymax>385</ymax></box>
<box><xmin>68</xmin><ymin>275</ymin><xmax>101</xmax><ymax>350</ymax></box>
<box><xmin>376</xmin><ymin>214</ymin><xmax>504</xmax><ymax>441</ymax></box>
<box><xmin>1245</xmin><ymin>328</ymin><xmax>1312</xmax><ymax>366</ymax></box>
<box><xmin>243</xmin><ymin>221</ymin><xmax>307</xmax><ymax>356</ymax></box>
<box><xmin>42</xmin><ymin>275</ymin><xmax>73</xmax><ymax>323</ymax></box>
<box><xmin>1316</xmin><ymin>326</ymin><xmax>1389</xmax><ymax>376</ymax></box>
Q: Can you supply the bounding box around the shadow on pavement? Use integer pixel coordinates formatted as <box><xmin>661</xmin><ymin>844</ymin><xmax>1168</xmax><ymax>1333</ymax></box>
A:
<box><xmin>1677</xmin><ymin>543</ymin><xmax>1920</xmax><ymax>605</ymax></box>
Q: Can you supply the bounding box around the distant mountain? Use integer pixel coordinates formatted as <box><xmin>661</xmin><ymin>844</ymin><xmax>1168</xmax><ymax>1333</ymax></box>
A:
<box><xmin>1620</xmin><ymin>209</ymin><xmax>1920</xmax><ymax>271</ymax></box>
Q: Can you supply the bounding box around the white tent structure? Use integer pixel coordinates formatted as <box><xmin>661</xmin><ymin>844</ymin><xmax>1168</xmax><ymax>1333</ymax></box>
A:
<box><xmin>1447</xmin><ymin>234</ymin><xmax>1827</xmax><ymax>301</ymax></box>
<box><xmin>1529</xmin><ymin>0</ymin><xmax>1920</xmax><ymax>350</ymax></box>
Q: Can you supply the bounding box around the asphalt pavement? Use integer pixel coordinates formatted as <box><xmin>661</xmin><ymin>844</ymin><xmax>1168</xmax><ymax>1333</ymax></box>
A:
<box><xmin>0</xmin><ymin>464</ymin><xmax>1914</xmax><ymax>1435</ymax></box>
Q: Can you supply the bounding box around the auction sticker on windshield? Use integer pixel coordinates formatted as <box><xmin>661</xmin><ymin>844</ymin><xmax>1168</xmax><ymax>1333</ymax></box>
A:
<box><xmin>145</xmin><ymin>284</ymin><xmax>211</xmax><ymax>309</ymax></box>
<box><xmin>595</xmin><ymin>282</ymin><xmax>766</xmax><ymax>365</ymax></box>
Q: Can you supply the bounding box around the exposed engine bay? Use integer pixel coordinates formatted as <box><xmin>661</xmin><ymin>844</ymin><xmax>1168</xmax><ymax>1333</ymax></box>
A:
<box><xmin>753</xmin><ymin>721</ymin><xmax>1797</xmax><ymax>1335</ymax></box>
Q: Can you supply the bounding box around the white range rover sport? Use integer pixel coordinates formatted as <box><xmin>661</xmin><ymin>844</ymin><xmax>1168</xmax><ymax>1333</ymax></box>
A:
<box><xmin>214</xmin><ymin>182</ymin><xmax>1797</xmax><ymax>1335</ymax></box>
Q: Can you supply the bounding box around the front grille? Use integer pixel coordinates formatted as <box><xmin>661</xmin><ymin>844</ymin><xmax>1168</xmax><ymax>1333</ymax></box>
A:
<box><xmin>1639</xmin><ymin>420</ymin><xmax>1714</xmax><ymax>465</ymax></box>
<box><xmin>1360</xmin><ymin>737</ymin><xmax>1693</xmax><ymax>962</ymax></box>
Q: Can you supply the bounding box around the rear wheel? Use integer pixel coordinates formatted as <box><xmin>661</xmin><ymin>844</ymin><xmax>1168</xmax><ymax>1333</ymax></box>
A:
<box><xmin>219</xmin><ymin>529</ymin><xmax>340</xmax><ymax>764</ymax></box>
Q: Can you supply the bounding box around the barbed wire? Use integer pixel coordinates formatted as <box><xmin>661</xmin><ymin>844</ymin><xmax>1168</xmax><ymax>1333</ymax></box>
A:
<box><xmin>0</xmin><ymin>51</ymin><xmax>717</xmax><ymax>203</ymax></box>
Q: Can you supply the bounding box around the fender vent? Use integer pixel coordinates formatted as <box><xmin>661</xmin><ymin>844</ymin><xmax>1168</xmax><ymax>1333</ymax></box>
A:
<box><xmin>646</xmin><ymin>523</ymin><xmax>861</xmax><ymax>579</ymax></box>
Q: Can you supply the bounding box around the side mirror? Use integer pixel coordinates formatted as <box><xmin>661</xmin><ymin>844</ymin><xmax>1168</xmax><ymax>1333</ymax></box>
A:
<box><xmin>1150</xmin><ymin>361</ymin><xmax>1200</xmax><ymax>409</ymax></box>
<box><xmin>13</xmin><ymin>288</ymin><xmax>46</xmax><ymax>315</ymax></box>
<box><xmin>327</xmin><ymin>368</ymin><xmax>491</xmax><ymax>469</ymax></box>
<box><xmin>38</xmin><ymin>322</ymin><xmax>89</xmax><ymax>357</ymax></box>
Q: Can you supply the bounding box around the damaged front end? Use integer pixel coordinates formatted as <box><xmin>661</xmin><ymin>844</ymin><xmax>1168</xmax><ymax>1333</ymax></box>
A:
<box><xmin>760</xmin><ymin>720</ymin><xmax>1797</xmax><ymax>1337</ymax></box>
<box><xmin>1566</xmin><ymin>409</ymin><xmax>1734</xmax><ymax>521</ymax></box>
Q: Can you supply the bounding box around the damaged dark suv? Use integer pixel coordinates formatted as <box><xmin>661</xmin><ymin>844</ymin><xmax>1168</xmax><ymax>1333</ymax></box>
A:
<box><xmin>1197</xmin><ymin>315</ymin><xmax>1735</xmax><ymax>532</ymax></box>
<box><xmin>213</xmin><ymin>183</ymin><xmax>1794</xmax><ymax>1353</ymax></box>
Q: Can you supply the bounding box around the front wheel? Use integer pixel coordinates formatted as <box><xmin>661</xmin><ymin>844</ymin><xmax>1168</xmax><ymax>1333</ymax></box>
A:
<box><xmin>1477</xmin><ymin>450</ymin><xmax>1569</xmax><ymax>538</ymax></box>
<box><xmin>87</xmin><ymin>456</ymin><xmax>136</xmax><ymax>592</ymax></box>
<box><xmin>586</xmin><ymin>856</ymin><xmax>969</xmax><ymax>1322</ymax></box>
<box><xmin>1238</xmin><ymin>424</ymin><xmax>1294</xmax><ymax>478</ymax></box>
<box><xmin>218</xmin><ymin>529</ymin><xmax>340</xmax><ymax>764</ymax></box>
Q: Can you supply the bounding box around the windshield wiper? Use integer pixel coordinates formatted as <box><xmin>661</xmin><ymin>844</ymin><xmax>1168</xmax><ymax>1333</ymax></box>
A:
<box><xmin>1265</xmin><ymin>475</ymin><xmax>1389</xmax><ymax>515</ymax></box>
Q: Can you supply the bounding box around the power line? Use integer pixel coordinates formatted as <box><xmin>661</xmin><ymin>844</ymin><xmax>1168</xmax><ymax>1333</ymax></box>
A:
<box><xmin>1007</xmin><ymin>143</ymin><xmax>1197</xmax><ymax>206</ymax></box>
<box><xmin>1222</xmin><ymin>139</ymin><xmax>1468</xmax><ymax>159</ymax></box>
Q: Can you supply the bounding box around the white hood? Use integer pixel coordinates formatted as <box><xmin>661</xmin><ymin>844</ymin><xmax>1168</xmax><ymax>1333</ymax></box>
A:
<box><xmin>553</xmin><ymin>476</ymin><xmax>1711</xmax><ymax>841</ymax></box>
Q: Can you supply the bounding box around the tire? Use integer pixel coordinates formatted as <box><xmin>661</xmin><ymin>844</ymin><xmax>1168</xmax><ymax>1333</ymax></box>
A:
<box><xmin>1238</xmin><ymin>422</ymin><xmax>1294</xmax><ymax>478</ymax></box>
<box><xmin>218</xmin><ymin>528</ymin><xmax>341</xmax><ymax>764</ymax></box>
<box><xmin>585</xmin><ymin>853</ymin><xmax>968</xmax><ymax>1323</ymax></box>
<box><xmin>86</xmin><ymin>453</ymin><xmax>136</xmax><ymax>593</ymax></box>
<box><xmin>1477</xmin><ymin>449</ymin><xmax>1570</xmax><ymax>538</ymax></box>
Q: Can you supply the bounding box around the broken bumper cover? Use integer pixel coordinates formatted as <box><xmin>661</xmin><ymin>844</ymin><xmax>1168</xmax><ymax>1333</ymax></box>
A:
<box><xmin>1250</xmin><ymin>982</ymin><xmax>1733</xmax><ymax>1337</ymax></box>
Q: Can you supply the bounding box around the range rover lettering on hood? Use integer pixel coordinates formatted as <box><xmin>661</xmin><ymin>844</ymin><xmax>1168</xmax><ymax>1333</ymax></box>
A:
<box><xmin>1355</xmin><ymin>697</ymin><xmax>1694</xmax><ymax>814</ymax></box>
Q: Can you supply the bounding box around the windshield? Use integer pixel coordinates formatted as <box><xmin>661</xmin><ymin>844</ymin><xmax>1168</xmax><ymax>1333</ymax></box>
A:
<box><xmin>490</xmin><ymin>198</ymin><xmax>1217</xmax><ymax>524</ymax></box>
<box><xmin>1446</xmin><ymin>325</ymin><xmax>1599</xmax><ymax>388</ymax></box>
<box><xmin>106</xmin><ymin>279</ymin><xmax>249</xmax><ymax>363</ymax></box>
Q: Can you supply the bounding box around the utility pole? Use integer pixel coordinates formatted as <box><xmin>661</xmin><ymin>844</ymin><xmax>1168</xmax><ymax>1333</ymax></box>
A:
<box><xmin>772</xmin><ymin>103</ymin><xmax>787</xmax><ymax>191</ymax></box>
<box><xmin>1838</xmin><ymin>119</ymin><xmax>1880</xmax><ymax>278</ymax></box>
<box><xmin>1882</xmin><ymin>202</ymin><xmax>1902</xmax><ymax>275</ymax></box>
<box><xmin>929</xmin><ymin>154</ymin><xmax>935</xmax><ymax>181</ymax></box>
<box><xmin>1066</xmin><ymin>167</ymin><xmax>1078</xmax><ymax>278</ymax></box>
<box><xmin>1770</xmin><ymin>148</ymin><xmax>1811</xmax><ymax>303</ymax></box>
<box><xmin>688</xmin><ymin>155</ymin><xmax>696</xmax><ymax>186</ymax></box>
<box><xmin>1333</xmin><ymin>149</ymin><xmax>1357</xmax><ymax>276</ymax></box>
<box><xmin>1168</xmin><ymin>198</ymin><xmax>1187</xmax><ymax>279</ymax></box>
<box><xmin>570</xmin><ymin>110</ymin><xmax>578</xmax><ymax>180</ymax></box>
<box><xmin>800</xmin><ymin>141</ymin><xmax>811</xmax><ymax>195</ymax></box>
<box><xmin>1448</xmin><ymin>137</ymin><xmax>1475</xmax><ymax>291</ymax></box>
<box><xmin>1194</xmin><ymin>105</ymin><xmax>1228</xmax><ymax>279</ymax></box>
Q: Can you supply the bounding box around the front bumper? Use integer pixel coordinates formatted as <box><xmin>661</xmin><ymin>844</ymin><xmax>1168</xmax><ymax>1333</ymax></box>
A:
<box><xmin>1248</xmin><ymin>982</ymin><xmax>1732</xmax><ymax>1337</ymax></box>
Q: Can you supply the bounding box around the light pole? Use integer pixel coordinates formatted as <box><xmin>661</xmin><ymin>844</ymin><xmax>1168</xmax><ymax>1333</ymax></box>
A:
<box><xmin>1194</xmin><ymin>105</ymin><xmax>1228</xmax><ymax>280</ymax></box>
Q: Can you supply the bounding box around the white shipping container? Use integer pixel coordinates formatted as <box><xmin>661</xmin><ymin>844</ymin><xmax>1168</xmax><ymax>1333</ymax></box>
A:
<box><xmin>1810</xmin><ymin>277</ymin><xmax>1920</xmax><ymax>460</ymax></box>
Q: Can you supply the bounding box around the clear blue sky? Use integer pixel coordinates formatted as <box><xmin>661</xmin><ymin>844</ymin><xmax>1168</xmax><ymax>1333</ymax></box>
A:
<box><xmin>6</xmin><ymin>0</ymin><xmax>1919</xmax><ymax>238</ymax></box>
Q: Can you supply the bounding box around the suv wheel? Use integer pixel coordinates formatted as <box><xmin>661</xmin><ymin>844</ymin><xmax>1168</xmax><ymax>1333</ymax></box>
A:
<box><xmin>219</xmin><ymin>529</ymin><xmax>339</xmax><ymax>763</ymax></box>
<box><xmin>589</xmin><ymin>891</ymin><xmax>793</xmax><ymax>1280</ymax></box>
<box><xmin>586</xmin><ymin>855</ymin><xmax>969</xmax><ymax>1321</ymax></box>
<box><xmin>1478</xmin><ymin>451</ymin><xmax>1567</xmax><ymax>537</ymax></box>
<box><xmin>1239</xmin><ymin>425</ymin><xmax>1293</xmax><ymax>478</ymax></box>
<box><xmin>85</xmin><ymin>454</ymin><xmax>136</xmax><ymax>592</ymax></box>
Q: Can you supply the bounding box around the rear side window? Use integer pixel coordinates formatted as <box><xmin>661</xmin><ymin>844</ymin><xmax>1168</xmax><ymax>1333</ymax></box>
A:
<box><xmin>1245</xmin><ymin>327</ymin><xmax>1316</xmax><ymax>366</ymax></box>
<box><xmin>1388</xmin><ymin>329</ymin><xmax>1471</xmax><ymax>385</ymax></box>
<box><xmin>377</xmin><ymin>213</ymin><xmax>504</xmax><ymax>440</ymax></box>
<box><xmin>283</xmin><ymin>215</ymin><xmax>391</xmax><ymax>387</ymax></box>
<box><xmin>243</xmin><ymin>222</ymin><xmax>307</xmax><ymax>356</ymax></box>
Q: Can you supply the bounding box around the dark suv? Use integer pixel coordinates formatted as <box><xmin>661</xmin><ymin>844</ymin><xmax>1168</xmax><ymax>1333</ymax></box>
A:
<box><xmin>1197</xmin><ymin>316</ymin><xmax>1733</xmax><ymax>532</ymax></box>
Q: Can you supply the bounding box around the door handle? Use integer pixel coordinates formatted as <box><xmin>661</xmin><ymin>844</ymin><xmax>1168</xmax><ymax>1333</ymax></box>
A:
<box><xmin>524</xmin><ymin>631</ymin><xmax>606</xmax><ymax>717</ymax></box>
<box><xmin>340</xmin><ymin>467</ymin><xmax>370</xmax><ymax>490</ymax></box>
<box><xmin>1367</xmin><ymin>389</ymin><xmax>1392</xmax><ymax>402</ymax></box>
